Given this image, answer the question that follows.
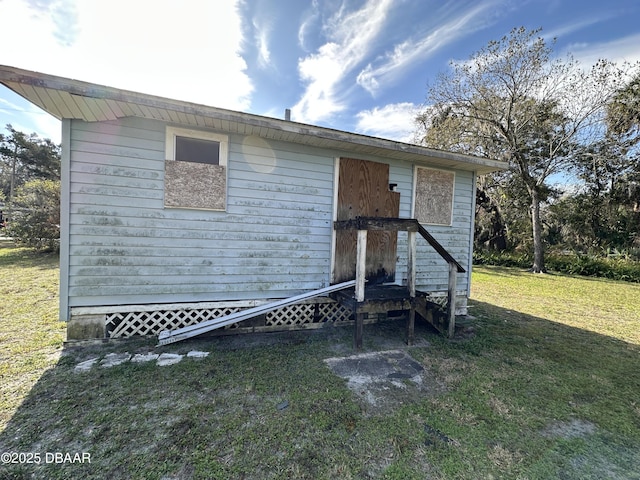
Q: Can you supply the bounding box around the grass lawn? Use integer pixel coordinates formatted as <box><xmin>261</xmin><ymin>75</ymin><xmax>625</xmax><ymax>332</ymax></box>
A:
<box><xmin>1</xmin><ymin>242</ymin><xmax>639</xmax><ymax>479</ymax></box>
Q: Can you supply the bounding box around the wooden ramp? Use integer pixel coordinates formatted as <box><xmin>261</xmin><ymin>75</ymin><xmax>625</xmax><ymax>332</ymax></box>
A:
<box><xmin>157</xmin><ymin>280</ymin><xmax>356</xmax><ymax>346</ymax></box>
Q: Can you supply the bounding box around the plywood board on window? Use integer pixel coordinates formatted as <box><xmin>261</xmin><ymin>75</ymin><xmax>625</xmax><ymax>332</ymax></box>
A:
<box><xmin>164</xmin><ymin>160</ymin><xmax>226</xmax><ymax>210</ymax></box>
<box><xmin>414</xmin><ymin>167</ymin><xmax>454</xmax><ymax>226</ymax></box>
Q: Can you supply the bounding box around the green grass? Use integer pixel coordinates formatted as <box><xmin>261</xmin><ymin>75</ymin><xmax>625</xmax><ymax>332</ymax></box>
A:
<box><xmin>1</xmin><ymin>246</ymin><xmax>639</xmax><ymax>479</ymax></box>
<box><xmin>0</xmin><ymin>239</ymin><xmax>64</xmax><ymax>427</ymax></box>
<box><xmin>471</xmin><ymin>265</ymin><xmax>640</xmax><ymax>344</ymax></box>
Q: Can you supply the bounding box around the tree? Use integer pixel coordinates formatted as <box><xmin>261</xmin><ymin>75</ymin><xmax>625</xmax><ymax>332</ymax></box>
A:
<box><xmin>553</xmin><ymin>75</ymin><xmax>640</xmax><ymax>255</ymax></box>
<box><xmin>415</xmin><ymin>27</ymin><xmax>631</xmax><ymax>272</ymax></box>
<box><xmin>0</xmin><ymin>125</ymin><xmax>61</xmax><ymax>250</ymax></box>
<box><xmin>607</xmin><ymin>73</ymin><xmax>640</xmax><ymax>146</ymax></box>
<box><xmin>0</xmin><ymin>124</ymin><xmax>60</xmax><ymax>216</ymax></box>
<box><xmin>7</xmin><ymin>179</ymin><xmax>61</xmax><ymax>251</ymax></box>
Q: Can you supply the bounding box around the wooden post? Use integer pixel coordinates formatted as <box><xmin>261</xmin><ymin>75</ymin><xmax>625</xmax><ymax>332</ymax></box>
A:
<box><xmin>355</xmin><ymin>229</ymin><xmax>367</xmax><ymax>350</ymax></box>
<box><xmin>407</xmin><ymin>230</ymin><xmax>417</xmax><ymax>345</ymax></box>
<box><xmin>355</xmin><ymin>229</ymin><xmax>367</xmax><ymax>302</ymax></box>
<box><xmin>447</xmin><ymin>262</ymin><xmax>457</xmax><ymax>338</ymax></box>
<box><xmin>355</xmin><ymin>312</ymin><xmax>365</xmax><ymax>350</ymax></box>
<box><xmin>407</xmin><ymin>230</ymin><xmax>416</xmax><ymax>297</ymax></box>
<box><xmin>407</xmin><ymin>303</ymin><xmax>416</xmax><ymax>346</ymax></box>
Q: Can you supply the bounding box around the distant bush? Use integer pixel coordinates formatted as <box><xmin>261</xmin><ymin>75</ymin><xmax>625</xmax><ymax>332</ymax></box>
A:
<box><xmin>474</xmin><ymin>250</ymin><xmax>640</xmax><ymax>282</ymax></box>
<box><xmin>473</xmin><ymin>250</ymin><xmax>532</xmax><ymax>269</ymax></box>
<box><xmin>6</xmin><ymin>179</ymin><xmax>60</xmax><ymax>252</ymax></box>
<box><xmin>545</xmin><ymin>254</ymin><xmax>640</xmax><ymax>282</ymax></box>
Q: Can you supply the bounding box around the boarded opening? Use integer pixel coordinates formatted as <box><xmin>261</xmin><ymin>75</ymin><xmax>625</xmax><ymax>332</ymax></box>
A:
<box><xmin>333</xmin><ymin>158</ymin><xmax>400</xmax><ymax>284</ymax></box>
<box><xmin>414</xmin><ymin>167</ymin><xmax>454</xmax><ymax>226</ymax></box>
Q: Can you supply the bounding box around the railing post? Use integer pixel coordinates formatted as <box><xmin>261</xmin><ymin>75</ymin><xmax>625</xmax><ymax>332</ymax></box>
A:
<box><xmin>406</xmin><ymin>230</ymin><xmax>417</xmax><ymax>345</ymax></box>
<box><xmin>447</xmin><ymin>262</ymin><xmax>457</xmax><ymax>338</ymax></box>
<box><xmin>355</xmin><ymin>229</ymin><xmax>367</xmax><ymax>349</ymax></box>
<box><xmin>407</xmin><ymin>230</ymin><xmax>416</xmax><ymax>297</ymax></box>
<box><xmin>355</xmin><ymin>229</ymin><xmax>367</xmax><ymax>302</ymax></box>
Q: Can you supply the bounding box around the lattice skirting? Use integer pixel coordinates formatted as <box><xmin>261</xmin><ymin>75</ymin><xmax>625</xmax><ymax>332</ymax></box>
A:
<box><xmin>103</xmin><ymin>297</ymin><xmax>354</xmax><ymax>338</ymax></box>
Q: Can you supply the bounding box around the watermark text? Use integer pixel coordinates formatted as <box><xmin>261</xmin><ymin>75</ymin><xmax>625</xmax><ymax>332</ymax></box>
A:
<box><xmin>1</xmin><ymin>452</ymin><xmax>91</xmax><ymax>464</ymax></box>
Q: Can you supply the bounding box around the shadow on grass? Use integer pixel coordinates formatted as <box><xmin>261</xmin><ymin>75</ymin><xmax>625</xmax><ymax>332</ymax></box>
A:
<box><xmin>475</xmin><ymin>264</ymin><xmax>639</xmax><ymax>286</ymax></box>
<box><xmin>1</xmin><ymin>303</ymin><xmax>639</xmax><ymax>479</ymax></box>
<box><xmin>0</xmin><ymin>240</ymin><xmax>58</xmax><ymax>271</ymax></box>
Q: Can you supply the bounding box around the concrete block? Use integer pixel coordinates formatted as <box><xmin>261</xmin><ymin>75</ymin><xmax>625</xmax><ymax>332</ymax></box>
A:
<box><xmin>74</xmin><ymin>358</ymin><xmax>99</xmax><ymax>373</ymax></box>
<box><xmin>100</xmin><ymin>352</ymin><xmax>131</xmax><ymax>367</ymax></box>
<box><xmin>67</xmin><ymin>314</ymin><xmax>106</xmax><ymax>340</ymax></box>
<box><xmin>157</xmin><ymin>353</ymin><xmax>183</xmax><ymax>366</ymax></box>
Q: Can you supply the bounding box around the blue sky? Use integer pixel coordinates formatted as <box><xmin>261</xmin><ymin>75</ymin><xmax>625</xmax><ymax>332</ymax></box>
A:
<box><xmin>1</xmin><ymin>0</ymin><xmax>639</xmax><ymax>144</ymax></box>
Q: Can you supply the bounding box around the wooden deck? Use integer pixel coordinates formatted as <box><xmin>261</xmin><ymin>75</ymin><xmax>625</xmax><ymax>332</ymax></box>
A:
<box><xmin>330</xmin><ymin>284</ymin><xmax>423</xmax><ymax>349</ymax></box>
<box><xmin>332</xmin><ymin>217</ymin><xmax>464</xmax><ymax>348</ymax></box>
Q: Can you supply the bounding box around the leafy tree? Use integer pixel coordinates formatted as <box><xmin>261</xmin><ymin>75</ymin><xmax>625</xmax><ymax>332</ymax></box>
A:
<box><xmin>416</xmin><ymin>27</ymin><xmax>632</xmax><ymax>272</ymax></box>
<box><xmin>0</xmin><ymin>125</ymin><xmax>61</xmax><ymax>250</ymax></box>
<box><xmin>0</xmin><ymin>124</ymin><xmax>60</xmax><ymax>214</ymax></box>
<box><xmin>7</xmin><ymin>179</ymin><xmax>61</xmax><ymax>251</ymax></box>
<box><xmin>551</xmin><ymin>77</ymin><xmax>640</xmax><ymax>256</ymax></box>
<box><xmin>607</xmin><ymin>73</ymin><xmax>640</xmax><ymax>146</ymax></box>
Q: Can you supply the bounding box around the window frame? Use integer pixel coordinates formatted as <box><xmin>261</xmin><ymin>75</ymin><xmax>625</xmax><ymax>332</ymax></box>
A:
<box><xmin>165</xmin><ymin>126</ymin><xmax>228</xmax><ymax>166</ymax></box>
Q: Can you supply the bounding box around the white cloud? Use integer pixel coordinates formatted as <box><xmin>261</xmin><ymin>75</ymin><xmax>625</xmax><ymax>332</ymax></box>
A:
<box><xmin>32</xmin><ymin>112</ymin><xmax>62</xmax><ymax>143</ymax></box>
<box><xmin>0</xmin><ymin>0</ymin><xmax>254</xmax><ymax>112</ymax></box>
<box><xmin>292</xmin><ymin>0</ymin><xmax>394</xmax><ymax>124</ymax></box>
<box><xmin>256</xmin><ymin>28</ymin><xmax>272</xmax><ymax>68</ymax></box>
<box><xmin>0</xmin><ymin>96</ymin><xmax>61</xmax><ymax>142</ymax></box>
<box><xmin>298</xmin><ymin>0</ymin><xmax>320</xmax><ymax>51</ymax></box>
<box><xmin>252</xmin><ymin>15</ymin><xmax>273</xmax><ymax>70</ymax></box>
<box><xmin>72</xmin><ymin>0</ymin><xmax>253</xmax><ymax>110</ymax></box>
<box><xmin>544</xmin><ymin>16</ymin><xmax>609</xmax><ymax>43</ymax></box>
<box><xmin>356</xmin><ymin>1</ymin><xmax>501</xmax><ymax>95</ymax></box>
<box><xmin>355</xmin><ymin>102</ymin><xmax>419</xmax><ymax>142</ymax></box>
<box><xmin>567</xmin><ymin>33</ymin><xmax>640</xmax><ymax>67</ymax></box>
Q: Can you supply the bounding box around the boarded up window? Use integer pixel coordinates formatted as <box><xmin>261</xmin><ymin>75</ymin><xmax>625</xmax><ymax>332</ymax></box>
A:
<box><xmin>164</xmin><ymin>161</ymin><xmax>226</xmax><ymax>210</ymax></box>
<box><xmin>414</xmin><ymin>167</ymin><xmax>454</xmax><ymax>226</ymax></box>
<box><xmin>164</xmin><ymin>127</ymin><xmax>227</xmax><ymax>211</ymax></box>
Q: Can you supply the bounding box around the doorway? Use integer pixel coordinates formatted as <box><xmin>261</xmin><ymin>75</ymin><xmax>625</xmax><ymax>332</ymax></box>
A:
<box><xmin>333</xmin><ymin>157</ymin><xmax>400</xmax><ymax>284</ymax></box>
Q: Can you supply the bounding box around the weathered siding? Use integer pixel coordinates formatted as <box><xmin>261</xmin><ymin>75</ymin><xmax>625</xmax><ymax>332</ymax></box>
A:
<box><xmin>65</xmin><ymin>117</ymin><xmax>474</xmax><ymax>311</ymax></box>
<box><xmin>413</xmin><ymin>169</ymin><xmax>474</xmax><ymax>293</ymax></box>
<box><xmin>67</xmin><ymin>117</ymin><xmax>335</xmax><ymax>307</ymax></box>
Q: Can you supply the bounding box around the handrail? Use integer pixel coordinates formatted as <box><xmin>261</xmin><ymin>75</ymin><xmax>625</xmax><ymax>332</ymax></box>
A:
<box><xmin>333</xmin><ymin>216</ymin><xmax>465</xmax><ymax>273</ymax></box>
<box><xmin>333</xmin><ymin>215</ymin><xmax>463</xmax><ymax>338</ymax></box>
<box><xmin>415</xmin><ymin>223</ymin><xmax>466</xmax><ymax>273</ymax></box>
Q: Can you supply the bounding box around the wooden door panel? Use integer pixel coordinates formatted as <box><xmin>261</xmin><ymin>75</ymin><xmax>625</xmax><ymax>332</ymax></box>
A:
<box><xmin>334</xmin><ymin>158</ymin><xmax>400</xmax><ymax>284</ymax></box>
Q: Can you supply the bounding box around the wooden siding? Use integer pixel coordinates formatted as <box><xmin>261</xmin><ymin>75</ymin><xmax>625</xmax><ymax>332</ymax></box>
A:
<box><xmin>412</xmin><ymin>169</ymin><xmax>474</xmax><ymax>293</ymax></box>
<box><xmin>65</xmin><ymin>116</ymin><xmax>474</xmax><ymax>310</ymax></box>
<box><xmin>67</xmin><ymin>117</ymin><xmax>335</xmax><ymax>307</ymax></box>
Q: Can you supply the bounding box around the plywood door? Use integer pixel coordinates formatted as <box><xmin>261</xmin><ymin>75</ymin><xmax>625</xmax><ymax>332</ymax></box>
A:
<box><xmin>333</xmin><ymin>158</ymin><xmax>400</xmax><ymax>284</ymax></box>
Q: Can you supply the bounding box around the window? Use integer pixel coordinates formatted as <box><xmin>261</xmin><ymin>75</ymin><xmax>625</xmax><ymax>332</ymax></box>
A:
<box><xmin>164</xmin><ymin>127</ymin><xmax>228</xmax><ymax>211</ymax></box>
<box><xmin>413</xmin><ymin>167</ymin><xmax>454</xmax><ymax>226</ymax></box>
<box><xmin>175</xmin><ymin>136</ymin><xmax>220</xmax><ymax>165</ymax></box>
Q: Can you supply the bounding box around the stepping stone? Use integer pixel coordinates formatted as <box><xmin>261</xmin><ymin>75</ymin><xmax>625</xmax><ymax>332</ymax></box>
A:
<box><xmin>186</xmin><ymin>350</ymin><xmax>209</xmax><ymax>358</ymax></box>
<box><xmin>100</xmin><ymin>352</ymin><xmax>131</xmax><ymax>368</ymax></box>
<box><xmin>131</xmin><ymin>352</ymin><xmax>160</xmax><ymax>363</ymax></box>
<box><xmin>74</xmin><ymin>358</ymin><xmax>99</xmax><ymax>373</ymax></box>
<box><xmin>157</xmin><ymin>353</ymin><xmax>183</xmax><ymax>366</ymax></box>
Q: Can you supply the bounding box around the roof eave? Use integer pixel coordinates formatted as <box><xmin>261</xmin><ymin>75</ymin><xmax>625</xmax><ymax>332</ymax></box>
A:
<box><xmin>0</xmin><ymin>65</ymin><xmax>506</xmax><ymax>174</ymax></box>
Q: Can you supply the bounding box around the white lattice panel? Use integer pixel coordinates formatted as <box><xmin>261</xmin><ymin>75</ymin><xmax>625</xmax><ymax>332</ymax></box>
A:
<box><xmin>107</xmin><ymin>306</ymin><xmax>243</xmax><ymax>338</ymax></box>
<box><xmin>316</xmin><ymin>301</ymin><xmax>353</xmax><ymax>323</ymax></box>
<box><xmin>266</xmin><ymin>301</ymin><xmax>352</xmax><ymax>326</ymax></box>
<box><xmin>427</xmin><ymin>295</ymin><xmax>448</xmax><ymax>308</ymax></box>
<box><xmin>267</xmin><ymin>303</ymin><xmax>314</xmax><ymax>326</ymax></box>
<box><xmin>105</xmin><ymin>299</ymin><xmax>353</xmax><ymax>338</ymax></box>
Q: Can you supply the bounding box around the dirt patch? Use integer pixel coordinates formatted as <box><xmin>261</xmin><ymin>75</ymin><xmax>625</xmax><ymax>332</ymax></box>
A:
<box><xmin>325</xmin><ymin>349</ymin><xmax>443</xmax><ymax>414</ymax></box>
<box><xmin>542</xmin><ymin>419</ymin><xmax>597</xmax><ymax>439</ymax></box>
